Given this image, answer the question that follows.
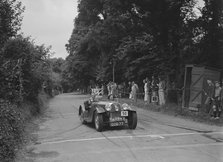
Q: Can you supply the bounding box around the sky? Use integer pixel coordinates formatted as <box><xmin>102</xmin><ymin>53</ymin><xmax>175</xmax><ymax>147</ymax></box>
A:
<box><xmin>20</xmin><ymin>0</ymin><xmax>78</xmax><ymax>59</ymax></box>
<box><xmin>20</xmin><ymin>0</ymin><xmax>204</xmax><ymax>59</ymax></box>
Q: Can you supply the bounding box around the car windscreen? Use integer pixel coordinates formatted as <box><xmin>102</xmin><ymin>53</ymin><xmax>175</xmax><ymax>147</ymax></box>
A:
<box><xmin>110</xmin><ymin>103</ymin><xmax>121</xmax><ymax>110</ymax></box>
<box><xmin>97</xmin><ymin>104</ymin><xmax>105</xmax><ymax>109</ymax></box>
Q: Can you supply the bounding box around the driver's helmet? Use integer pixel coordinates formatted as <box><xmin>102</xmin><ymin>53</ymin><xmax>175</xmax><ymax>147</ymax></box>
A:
<box><xmin>89</xmin><ymin>97</ymin><xmax>94</xmax><ymax>102</ymax></box>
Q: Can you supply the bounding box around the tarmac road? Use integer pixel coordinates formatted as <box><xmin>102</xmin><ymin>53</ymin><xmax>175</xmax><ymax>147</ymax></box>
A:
<box><xmin>24</xmin><ymin>93</ymin><xmax>223</xmax><ymax>162</ymax></box>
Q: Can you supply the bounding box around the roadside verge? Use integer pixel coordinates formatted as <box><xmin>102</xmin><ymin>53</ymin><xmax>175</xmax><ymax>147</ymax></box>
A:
<box><xmin>118</xmin><ymin>98</ymin><xmax>223</xmax><ymax>127</ymax></box>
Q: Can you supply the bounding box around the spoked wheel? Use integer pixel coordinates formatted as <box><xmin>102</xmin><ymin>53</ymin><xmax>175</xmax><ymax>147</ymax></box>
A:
<box><xmin>79</xmin><ymin>106</ymin><xmax>86</xmax><ymax>124</ymax></box>
<box><xmin>128</xmin><ymin>112</ymin><xmax>137</xmax><ymax>129</ymax></box>
<box><xmin>94</xmin><ymin>111</ymin><xmax>103</xmax><ymax>132</ymax></box>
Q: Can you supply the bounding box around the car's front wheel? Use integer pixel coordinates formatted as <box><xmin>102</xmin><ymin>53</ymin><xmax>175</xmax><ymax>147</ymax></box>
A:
<box><xmin>128</xmin><ymin>112</ymin><xmax>137</xmax><ymax>129</ymax></box>
<box><xmin>94</xmin><ymin>111</ymin><xmax>103</xmax><ymax>132</ymax></box>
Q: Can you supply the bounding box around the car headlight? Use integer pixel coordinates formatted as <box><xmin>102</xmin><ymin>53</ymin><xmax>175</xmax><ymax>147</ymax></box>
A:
<box><xmin>105</xmin><ymin>105</ymin><xmax>111</xmax><ymax>111</ymax></box>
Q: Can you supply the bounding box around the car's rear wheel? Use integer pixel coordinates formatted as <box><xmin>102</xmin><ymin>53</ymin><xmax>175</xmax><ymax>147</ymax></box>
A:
<box><xmin>79</xmin><ymin>106</ymin><xmax>86</xmax><ymax>124</ymax></box>
<box><xmin>94</xmin><ymin>111</ymin><xmax>103</xmax><ymax>132</ymax></box>
<box><xmin>128</xmin><ymin>112</ymin><xmax>137</xmax><ymax>129</ymax></box>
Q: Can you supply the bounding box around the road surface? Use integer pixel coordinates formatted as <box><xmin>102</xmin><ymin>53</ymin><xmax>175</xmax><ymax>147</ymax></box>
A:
<box><xmin>23</xmin><ymin>93</ymin><xmax>223</xmax><ymax>162</ymax></box>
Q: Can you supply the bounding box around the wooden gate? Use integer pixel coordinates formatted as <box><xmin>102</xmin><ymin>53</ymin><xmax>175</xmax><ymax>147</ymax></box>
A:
<box><xmin>188</xmin><ymin>68</ymin><xmax>204</xmax><ymax>111</ymax></box>
<box><xmin>182</xmin><ymin>65</ymin><xmax>221</xmax><ymax>111</ymax></box>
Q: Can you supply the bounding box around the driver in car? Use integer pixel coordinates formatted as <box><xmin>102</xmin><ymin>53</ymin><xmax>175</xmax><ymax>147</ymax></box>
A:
<box><xmin>84</xmin><ymin>95</ymin><xmax>96</xmax><ymax>109</ymax></box>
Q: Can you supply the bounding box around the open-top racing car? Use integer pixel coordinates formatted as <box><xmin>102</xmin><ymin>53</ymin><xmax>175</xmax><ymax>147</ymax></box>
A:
<box><xmin>78</xmin><ymin>97</ymin><xmax>137</xmax><ymax>132</ymax></box>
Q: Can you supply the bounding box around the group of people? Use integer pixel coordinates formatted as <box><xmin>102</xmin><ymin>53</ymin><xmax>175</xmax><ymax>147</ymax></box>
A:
<box><xmin>92</xmin><ymin>77</ymin><xmax>222</xmax><ymax>120</ymax></box>
<box><xmin>205</xmin><ymin>80</ymin><xmax>223</xmax><ymax>119</ymax></box>
<box><xmin>105</xmin><ymin>76</ymin><xmax>167</xmax><ymax>106</ymax></box>
<box><xmin>142</xmin><ymin>76</ymin><xmax>166</xmax><ymax>106</ymax></box>
<box><xmin>126</xmin><ymin>76</ymin><xmax>166</xmax><ymax>106</ymax></box>
<box><xmin>107</xmin><ymin>81</ymin><xmax>139</xmax><ymax>101</ymax></box>
<box><xmin>107</xmin><ymin>81</ymin><xmax>118</xmax><ymax>100</ymax></box>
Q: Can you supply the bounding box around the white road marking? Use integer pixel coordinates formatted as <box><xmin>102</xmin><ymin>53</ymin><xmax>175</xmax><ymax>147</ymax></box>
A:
<box><xmin>87</xmin><ymin>142</ymin><xmax>223</xmax><ymax>154</ymax></box>
<box><xmin>40</xmin><ymin>135</ymin><xmax>164</xmax><ymax>145</ymax></box>
<box><xmin>156</xmin><ymin>131</ymin><xmax>223</xmax><ymax>137</ymax></box>
<box><xmin>38</xmin><ymin>131</ymin><xmax>223</xmax><ymax>145</ymax></box>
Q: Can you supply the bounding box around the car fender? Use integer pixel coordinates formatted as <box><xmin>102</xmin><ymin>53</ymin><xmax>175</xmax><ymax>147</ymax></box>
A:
<box><xmin>95</xmin><ymin>106</ymin><xmax>106</xmax><ymax>114</ymax></box>
<box><xmin>90</xmin><ymin>106</ymin><xmax>105</xmax><ymax>123</ymax></box>
<box><xmin>128</xmin><ymin>109</ymin><xmax>136</xmax><ymax>112</ymax></box>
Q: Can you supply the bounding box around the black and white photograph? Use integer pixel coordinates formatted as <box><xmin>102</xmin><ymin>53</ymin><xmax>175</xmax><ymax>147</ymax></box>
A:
<box><xmin>0</xmin><ymin>0</ymin><xmax>223</xmax><ymax>161</ymax></box>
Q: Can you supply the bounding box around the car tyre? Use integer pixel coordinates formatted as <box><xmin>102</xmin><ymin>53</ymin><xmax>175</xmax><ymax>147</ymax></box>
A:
<box><xmin>79</xmin><ymin>106</ymin><xmax>86</xmax><ymax>124</ymax></box>
<box><xmin>128</xmin><ymin>112</ymin><xmax>137</xmax><ymax>129</ymax></box>
<box><xmin>94</xmin><ymin>111</ymin><xmax>103</xmax><ymax>132</ymax></box>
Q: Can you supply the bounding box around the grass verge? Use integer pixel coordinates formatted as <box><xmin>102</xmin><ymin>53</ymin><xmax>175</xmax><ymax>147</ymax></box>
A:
<box><xmin>0</xmin><ymin>91</ymin><xmax>49</xmax><ymax>162</ymax></box>
<box><xmin>117</xmin><ymin>97</ymin><xmax>223</xmax><ymax>126</ymax></box>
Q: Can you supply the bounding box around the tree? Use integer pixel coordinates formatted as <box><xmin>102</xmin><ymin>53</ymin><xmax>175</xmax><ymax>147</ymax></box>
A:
<box><xmin>0</xmin><ymin>35</ymin><xmax>53</xmax><ymax>103</ymax></box>
<box><xmin>197</xmin><ymin>0</ymin><xmax>223</xmax><ymax>68</ymax></box>
<box><xmin>0</xmin><ymin>0</ymin><xmax>24</xmax><ymax>48</ymax></box>
<box><xmin>65</xmin><ymin>0</ymin><xmax>219</xmax><ymax>90</ymax></box>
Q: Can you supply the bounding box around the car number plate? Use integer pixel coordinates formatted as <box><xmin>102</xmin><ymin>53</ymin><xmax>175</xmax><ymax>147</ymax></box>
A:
<box><xmin>110</xmin><ymin>122</ymin><xmax>124</xmax><ymax>127</ymax></box>
<box><xmin>121</xmin><ymin>111</ymin><xmax>128</xmax><ymax>117</ymax></box>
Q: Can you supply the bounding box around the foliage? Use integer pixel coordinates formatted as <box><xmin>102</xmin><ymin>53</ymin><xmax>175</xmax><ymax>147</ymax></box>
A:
<box><xmin>0</xmin><ymin>1</ymin><xmax>56</xmax><ymax>161</ymax></box>
<box><xmin>0</xmin><ymin>0</ymin><xmax>24</xmax><ymax>48</ymax></box>
<box><xmin>65</xmin><ymin>0</ymin><xmax>215</xmax><ymax>90</ymax></box>
<box><xmin>0</xmin><ymin>36</ymin><xmax>53</xmax><ymax>103</ymax></box>
<box><xmin>49</xmin><ymin>58</ymin><xmax>65</xmax><ymax>91</ymax></box>
<box><xmin>196</xmin><ymin>0</ymin><xmax>223</xmax><ymax>68</ymax></box>
<box><xmin>0</xmin><ymin>35</ymin><xmax>53</xmax><ymax>161</ymax></box>
<box><xmin>117</xmin><ymin>33</ymin><xmax>164</xmax><ymax>79</ymax></box>
<box><xmin>50</xmin><ymin>57</ymin><xmax>65</xmax><ymax>73</ymax></box>
<box><xmin>0</xmin><ymin>102</ymin><xmax>25</xmax><ymax>162</ymax></box>
<box><xmin>65</xmin><ymin>0</ymin><xmax>223</xmax><ymax>91</ymax></box>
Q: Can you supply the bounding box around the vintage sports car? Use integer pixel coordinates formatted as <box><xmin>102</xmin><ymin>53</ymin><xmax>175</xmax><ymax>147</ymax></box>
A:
<box><xmin>78</xmin><ymin>98</ymin><xmax>137</xmax><ymax>132</ymax></box>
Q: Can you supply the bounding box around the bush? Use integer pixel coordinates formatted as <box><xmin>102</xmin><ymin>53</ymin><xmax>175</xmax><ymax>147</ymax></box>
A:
<box><xmin>0</xmin><ymin>91</ymin><xmax>49</xmax><ymax>162</ymax></box>
<box><xmin>0</xmin><ymin>102</ymin><xmax>25</xmax><ymax>162</ymax></box>
<box><xmin>37</xmin><ymin>91</ymin><xmax>49</xmax><ymax>114</ymax></box>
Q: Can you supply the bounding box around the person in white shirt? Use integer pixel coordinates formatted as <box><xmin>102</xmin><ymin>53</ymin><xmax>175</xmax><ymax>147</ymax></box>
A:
<box><xmin>158</xmin><ymin>77</ymin><xmax>166</xmax><ymax>105</ymax></box>
<box><xmin>131</xmin><ymin>81</ymin><xmax>139</xmax><ymax>102</ymax></box>
<box><xmin>143</xmin><ymin>79</ymin><xmax>149</xmax><ymax>103</ymax></box>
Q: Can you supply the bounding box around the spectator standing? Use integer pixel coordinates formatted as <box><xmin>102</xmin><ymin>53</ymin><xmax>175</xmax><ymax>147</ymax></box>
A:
<box><xmin>107</xmin><ymin>82</ymin><xmax>112</xmax><ymax>99</ymax></box>
<box><xmin>146</xmin><ymin>78</ymin><xmax>151</xmax><ymax>103</ymax></box>
<box><xmin>101</xmin><ymin>84</ymin><xmax>105</xmax><ymax>95</ymax></box>
<box><xmin>110</xmin><ymin>82</ymin><xmax>117</xmax><ymax>100</ymax></box>
<box><xmin>128</xmin><ymin>81</ymin><xmax>132</xmax><ymax>99</ymax></box>
<box><xmin>204</xmin><ymin>80</ymin><xmax>215</xmax><ymax>113</ymax></box>
<box><xmin>143</xmin><ymin>79</ymin><xmax>149</xmax><ymax>103</ymax></box>
<box><xmin>158</xmin><ymin>77</ymin><xmax>166</xmax><ymax>105</ymax></box>
<box><xmin>118</xmin><ymin>82</ymin><xmax>125</xmax><ymax>98</ymax></box>
<box><xmin>131</xmin><ymin>81</ymin><xmax>139</xmax><ymax>102</ymax></box>
<box><xmin>151</xmin><ymin>76</ymin><xmax>158</xmax><ymax>104</ymax></box>
<box><xmin>212</xmin><ymin>81</ymin><xmax>222</xmax><ymax>119</ymax></box>
<box><xmin>122</xmin><ymin>82</ymin><xmax>126</xmax><ymax>98</ymax></box>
